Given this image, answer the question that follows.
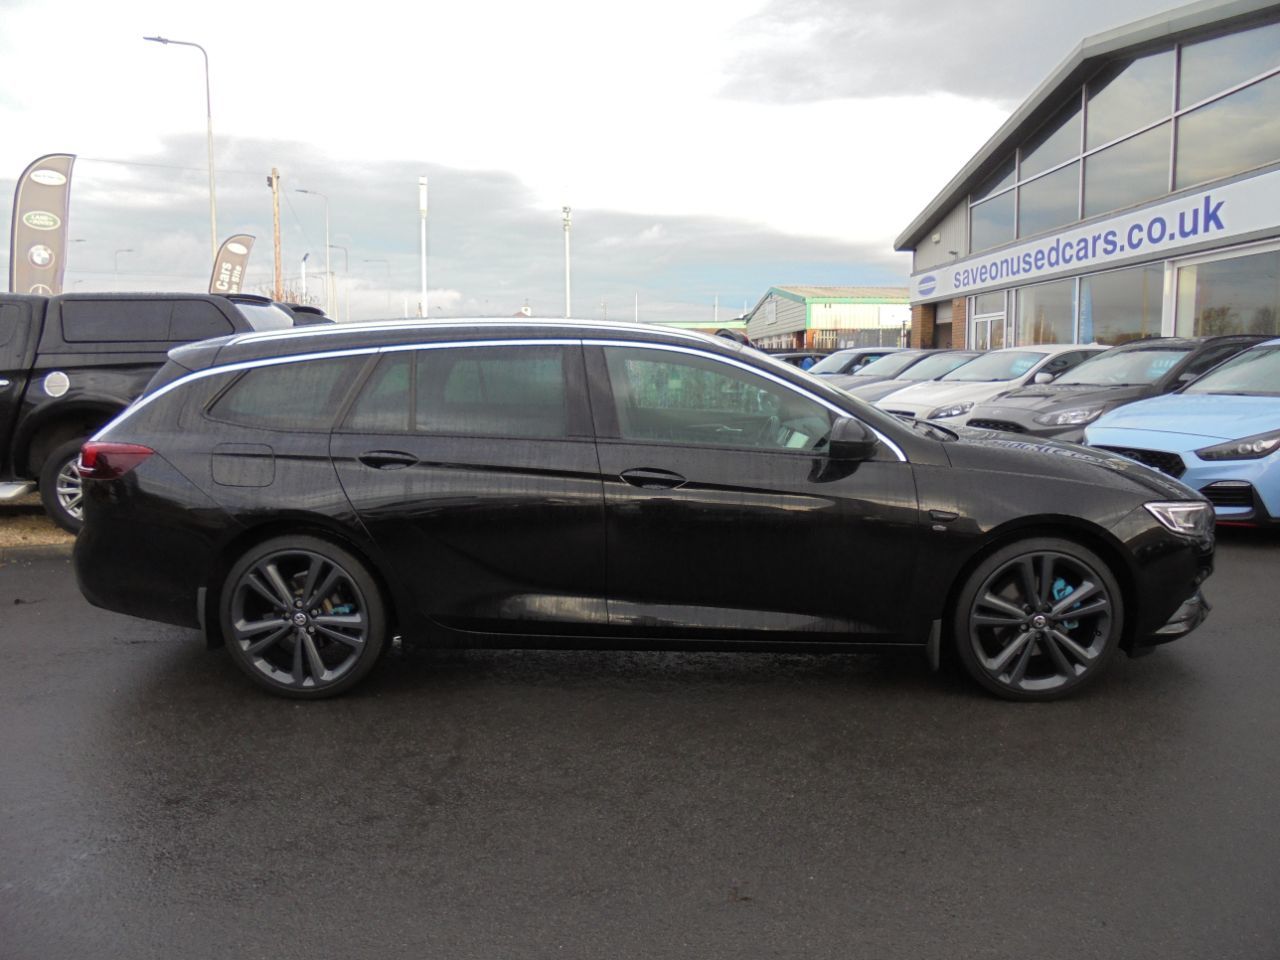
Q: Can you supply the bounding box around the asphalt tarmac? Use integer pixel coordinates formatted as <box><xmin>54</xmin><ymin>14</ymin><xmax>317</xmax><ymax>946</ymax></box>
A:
<box><xmin>2</xmin><ymin>532</ymin><xmax>1278</xmax><ymax>960</ymax></box>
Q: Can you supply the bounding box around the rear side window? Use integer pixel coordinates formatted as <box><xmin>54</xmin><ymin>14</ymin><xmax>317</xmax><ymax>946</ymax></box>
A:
<box><xmin>61</xmin><ymin>299</ymin><xmax>233</xmax><ymax>343</ymax></box>
<box><xmin>210</xmin><ymin>356</ymin><xmax>365</xmax><ymax>431</ymax></box>
<box><xmin>343</xmin><ymin>345</ymin><xmax>570</xmax><ymax>438</ymax></box>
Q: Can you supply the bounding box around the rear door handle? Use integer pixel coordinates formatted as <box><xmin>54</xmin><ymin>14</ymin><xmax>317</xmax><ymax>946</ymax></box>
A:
<box><xmin>619</xmin><ymin>467</ymin><xmax>687</xmax><ymax>490</ymax></box>
<box><xmin>358</xmin><ymin>450</ymin><xmax>419</xmax><ymax>470</ymax></box>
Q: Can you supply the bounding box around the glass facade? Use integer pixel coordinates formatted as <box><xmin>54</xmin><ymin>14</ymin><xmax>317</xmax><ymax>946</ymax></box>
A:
<box><xmin>1016</xmin><ymin>279</ymin><xmax>1076</xmax><ymax>345</ymax></box>
<box><xmin>1176</xmin><ymin>249</ymin><xmax>1280</xmax><ymax>336</ymax></box>
<box><xmin>1080</xmin><ymin>264</ymin><xmax>1163</xmax><ymax>344</ymax></box>
<box><xmin>967</xmin><ymin>18</ymin><xmax>1280</xmax><ymax>252</ymax></box>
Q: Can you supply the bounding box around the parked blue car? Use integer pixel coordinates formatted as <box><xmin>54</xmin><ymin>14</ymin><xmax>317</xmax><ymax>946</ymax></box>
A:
<box><xmin>1085</xmin><ymin>338</ymin><xmax>1280</xmax><ymax>525</ymax></box>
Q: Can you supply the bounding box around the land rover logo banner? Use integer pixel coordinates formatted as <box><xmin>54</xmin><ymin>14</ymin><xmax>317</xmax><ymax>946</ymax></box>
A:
<box><xmin>209</xmin><ymin>234</ymin><xmax>255</xmax><ymax>295</ymax></box>
<box><xmin>10</xmin><ymin>153</ymin><xmax>75</xmax><ymax>296</ymax></box>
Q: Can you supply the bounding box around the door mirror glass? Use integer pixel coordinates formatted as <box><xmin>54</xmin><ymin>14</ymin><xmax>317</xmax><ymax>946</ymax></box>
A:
<box><xmin>827</xmin><ymin>417</ymin><xmax>879</xmax><ymax>461</ymax></box>
<box><xmin>1034</xmin><ymin>371</ymin><xmax>1056</xmax><ymax>384</ymax></box>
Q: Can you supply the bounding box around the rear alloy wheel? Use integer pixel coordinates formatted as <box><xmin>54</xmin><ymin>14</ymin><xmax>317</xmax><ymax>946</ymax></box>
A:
<box><xmin>220</xmin><ymin>535</ymin><xmax>387</xmax><ymax>698</ymax></box>
<box><xmin>39</xmin><ymin>437</ymin><xmax>88</xmax><ymax>534</ymax></box>
<box><xmin>954</xmin><ymin>537</ymin><xmax>1123</xmax><ymax>701</ymax></box>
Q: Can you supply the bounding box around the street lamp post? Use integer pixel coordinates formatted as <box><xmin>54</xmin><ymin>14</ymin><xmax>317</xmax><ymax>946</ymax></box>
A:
<box><xmin>143</xmin><ymin>36</ymin><xmax>217</xmax><ymax>260</ymax></box>
<box><xmin>301</xmin><ymin>252</ymin><xmax>310</xmax><ymax>301</ymax></box>
<box><xmin>297</xmin><ymin>189</ymin><xmax>331</xmax><ymax>315</ymax></box>
<box><xmin>329</xmin><ymin>244</ymin><xmax>348</xmax><ymax>321</ymax></box>
<box><xmin>418</xmin><ymin>176</ymin><xmax>428</xmax><ymax>318</ymax></box>
<box><xmin>562</xmin><ymin>206</ymin><xmax>572</xmax><ymax>318</ymax></box>
<box><xmin>363</xmin><ymin>258</ymin><xmax>391</xmax><ymax>316</ymax></box>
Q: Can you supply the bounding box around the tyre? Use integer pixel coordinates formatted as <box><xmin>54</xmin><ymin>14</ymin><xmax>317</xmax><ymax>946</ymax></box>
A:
<box><xmin>219</xmin><ymin>535</ymin><xmax>388</xmax><ymax>699</ymax></box>
<box><xmin>953</xmin><ymin>537</ymin><xmax>1123</xmax><ymax>702</ymax></box>
<box><xmin>39</xmin><ymin>437</ymin><xmax>87</xmax><ymax>534</ymax></box>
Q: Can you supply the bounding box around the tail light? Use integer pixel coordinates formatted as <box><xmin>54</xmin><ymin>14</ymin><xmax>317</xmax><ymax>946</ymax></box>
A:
<box><xmin>78</xmin><ymin>441</ymin><xmax>155</xmax><ymax>480</ymax></box>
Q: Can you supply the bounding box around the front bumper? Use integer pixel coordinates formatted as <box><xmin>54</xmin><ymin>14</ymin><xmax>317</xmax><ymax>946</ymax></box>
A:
<box><xmin>1151</xmin><ymin>589</ymin><xmax>1211</xmax><ymax>641</ymax></box>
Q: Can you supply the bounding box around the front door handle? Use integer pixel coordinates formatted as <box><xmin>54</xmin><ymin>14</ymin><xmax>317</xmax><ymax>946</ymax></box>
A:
<box><xmin>619</xmin><ymin>467</ymin><xmax>687</xmax><ymax>490</ymax></box>
<box><xmin>358</xmin><ymin>450</ymin><xmax>419</xmax><ymax>470</ymax></box>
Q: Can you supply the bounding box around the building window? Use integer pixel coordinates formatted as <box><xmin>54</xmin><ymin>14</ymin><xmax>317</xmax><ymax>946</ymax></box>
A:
<box><xmin>1080</xmin><ymin>264</ymin><xmax>1164</xmax><ymax>344</ymax></box>
<box><xmin>1175</xmin><ymin>72</ymin><xmax>1280</xmax><ymax>189</ymax></box>
<box><xmin>1178</xmin><ymin>20</ymin><xmax>1280</xmax><ymax>108</ymax></box>
<box><xmin>1017</xmin><ymin>163</ymin><xmax>1079</xmax><ymax>238</ymax></box>
<box><xmin>1176</xmin><ymin>248</ymin><xmax>1280</xmax><ymax>337</ymax></box>
<box><xmin>1084</xmin><ymin>122</ymin><xmax>1171</xmax><ymax>218</ymax></box>
<box><xmin>1085</xmin><ymin>50</ymin><xmax>1175</xmax><ymax>149</ymax></box>
<box><xmin>973</xmin><ymin>158</ymin><xmax>1015</xmax><ymax>200</ymax></box>
<box><xmin>970</xmin><ymin>190</ymin><xmax>1015</xmax><ymax>253</ymax></box>
<box><xmin>1016</xmin><ymin>278</ymin><xmax>1076</xmax><ymax>345</ymax></box>
<box><xmin>1019</xmin><ymin>99</ymin><xmax>1081</xmax><ymax>179</ymax></box>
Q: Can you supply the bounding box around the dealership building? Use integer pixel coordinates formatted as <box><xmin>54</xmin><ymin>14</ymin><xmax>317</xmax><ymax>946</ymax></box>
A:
<box><xmin>898</xmin><ymin>0</ymin><xmax>1280</xmax><ymax>352</ymax></box>
<box><xmin>744</xmin><ymin>286</ymin><xmax>910</xmax><ymax>351</ymax></box>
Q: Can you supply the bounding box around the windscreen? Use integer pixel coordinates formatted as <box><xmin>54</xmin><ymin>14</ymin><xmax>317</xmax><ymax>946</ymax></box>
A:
<box><xmin>808</xmin><ymin>352</ymin><xmax>857</xmax><ymax>374</ymax></box>
<box><xmin>1056</xmin><ymin>347</ymin><xmax>1190</xmax><ymax>385</ymax></box>
<box><xmin>941</xmin><ymin>350</ymin><xmax>1045</xmax><ymax>382</ymax></box>
<box><xmin>899</xmin><ymin>352</ymin><xmax>978</xmax><ymax>381</ymax></box>
<box><xmin>1182</xmin><ymin>345</ymin><xmax>1280</xmax><ymax>396</ymax></box>
<box><xmin>848</xmin><ymin>352</ymin><xmax>920</xmax><ymax>379</ymax></box>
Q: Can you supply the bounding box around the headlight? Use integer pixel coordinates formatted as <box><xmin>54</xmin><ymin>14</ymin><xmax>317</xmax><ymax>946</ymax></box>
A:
<box><xmin>1144</xmin><ymin>501</ymin><xmax>1214</xmax><ymax>539</ymax></box>
<box><xmin>927</xmin><ymin>401</ymin><xmax>973</xmax><ymax>419</ymax></box>
<box><xmin>1195</xmin><ymin>429</ymin><xmax>1280</xmax><ymax>461</ymax></box>
<box><xmin>1033</xmin><ymin>405</ymin><xmax>1106</xmax><ymax>426</ymax></box>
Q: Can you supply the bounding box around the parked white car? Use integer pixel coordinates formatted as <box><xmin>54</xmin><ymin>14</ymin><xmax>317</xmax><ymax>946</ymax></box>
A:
<box><xmin>875</xmin><ymin>343</ymin><xmax>1107</xmax><ymax>424</ymax></box>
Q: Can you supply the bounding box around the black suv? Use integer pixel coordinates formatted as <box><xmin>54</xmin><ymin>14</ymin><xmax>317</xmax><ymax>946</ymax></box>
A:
<box><xmin>966</xmin><ymin>335</ymin><xmax>1269</xmax><ymax>443</ymax></box>
<box><xmin>0</xmin><ymin>292</ymin><xmax>294</xmax><ymax>531</ymax></box>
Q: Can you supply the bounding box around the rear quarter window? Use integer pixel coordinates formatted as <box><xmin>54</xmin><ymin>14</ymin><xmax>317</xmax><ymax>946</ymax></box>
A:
<box><xmin>208</xmin><ymin>356</ymin><xmax>367</xmax><ymax>431</ymax></box>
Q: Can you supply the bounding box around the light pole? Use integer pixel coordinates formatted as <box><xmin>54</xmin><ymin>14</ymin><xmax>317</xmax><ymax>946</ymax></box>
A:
<box><xmin>114</xmin><ymin>248</ymin><xmax>133</xmax><ymax>286</ymax></box>
<box><xmin>301</xmin><ymin>252</ymin><xmax>310</xmax><ymax>301</ymax></box>
<box><xmin>143</xmin><ymin>36</ymin><xmax>217</xmax><ymax>260</ymax></box>
<box><xmin>297</xmin><ymin>188</ymin><xmax>331</xmax><ymax>314</ymax></box>
<box><xmin>418</xmin><ymin>176</ymin><xmax>428</xmax><ymax>318</ymax></box>
<box><xmin>329</xmin><ymin>244</ymin><xmax>348</xmax><ymax>321</ymax></box>
<box><xmin>364</xmin><ymin>258</ymin><xmax>391</xmax><ymax>315</ymax></box>
<box><xmin>562</xmin><ymin>206</ymin><xmax>572</xmax><ymax>318</ymax></box>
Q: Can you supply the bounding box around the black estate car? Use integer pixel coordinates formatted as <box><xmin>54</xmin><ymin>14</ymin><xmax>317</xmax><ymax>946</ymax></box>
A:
<box><xmin>74</xmin><ymin>319</ymin><xmax>1214</xmax><ymax>701</ymax></box>
<box><xmin>966</xmin><ymin>335</ymin><xmax>1268</xmax><ymax>443</ymax></box>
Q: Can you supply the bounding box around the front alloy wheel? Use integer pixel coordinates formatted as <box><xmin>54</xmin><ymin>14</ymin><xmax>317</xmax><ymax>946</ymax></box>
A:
<box><xmin>221</xmin><ymin>536</ymin><xmax>386</xmax><ymax>698</ymax></box>
<box><xmin>955</xmin><ymin>538</ymin><xmax>1123</xmax><ymax>701</ymax></box>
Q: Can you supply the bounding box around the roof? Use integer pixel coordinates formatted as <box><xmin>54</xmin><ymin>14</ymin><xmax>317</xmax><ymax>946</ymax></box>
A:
<box><xmin>769</xmin><ymin>285</ymin><xmax>910</xmax><ymax>302</ymax></box>
<box><xmin>894</xmin><ymin>0</ymin><xmax>1280</xmax><ymax>252</ymax></box>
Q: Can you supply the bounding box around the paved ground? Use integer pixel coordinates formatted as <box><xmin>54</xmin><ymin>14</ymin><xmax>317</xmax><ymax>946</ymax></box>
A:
<box><xmin>1</xmin><ymin>531</ymin><xmax>1278</xmax><ymax>960</ymax></box>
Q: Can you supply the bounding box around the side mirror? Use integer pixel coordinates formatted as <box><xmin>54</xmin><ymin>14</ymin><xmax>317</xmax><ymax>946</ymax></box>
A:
<box><xmin>1034</xmin><ymin>372</ymin><xmax>1055</xmax><ymax>384</ymax></box>
<box><xmin>828</xmin><ymin>417</ymin><xmax>879</xmax><ymax>461</ymax></box>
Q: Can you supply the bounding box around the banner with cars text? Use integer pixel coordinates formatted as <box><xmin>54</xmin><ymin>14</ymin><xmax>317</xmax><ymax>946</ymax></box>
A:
<box><xmin>209</xmin><ymin>234</ymin><xmax>255</xmax><ymax>295</ymax></box>
<box><xmin>10</xmin><ymin>153</ymin><xmax>75</xmax><ymax>296</ymax></box>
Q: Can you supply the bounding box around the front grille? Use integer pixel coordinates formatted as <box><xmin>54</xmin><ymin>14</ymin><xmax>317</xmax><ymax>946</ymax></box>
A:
<box><xmin>1202</xmin><ymin>482</ymin><xmax>1255</xmax><ymax>509</ymax></box>
<box><xmin>1096</xmin><ymin>446</ymin><xmax>1186</xmax><ymax>478</ymax></box>
<box><xmin>968</xmin><ymin>418</ymin><xmax>1026</xmax><ymax>433</ymax></box>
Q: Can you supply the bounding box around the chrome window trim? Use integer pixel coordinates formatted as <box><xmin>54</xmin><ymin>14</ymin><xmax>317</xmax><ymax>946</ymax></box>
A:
<box><xmin>95</xmin><ymin>336</ymin><xmax>910</xmax><ymax>463</ymax></box>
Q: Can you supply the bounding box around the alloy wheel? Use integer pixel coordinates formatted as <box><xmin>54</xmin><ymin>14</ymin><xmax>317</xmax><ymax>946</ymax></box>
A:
<box><xmin>967</xmin><ymin>550</ymin><xmax>1114</xmax><ymax>694</ymax></box>
<box><xmin>228</xmin><ymin>549</ymin><xmax>370</xmax><ymax>691</ymax></box>
<box><xmin>56</xmin><ymin>457</ymin><xmax>83</xmax><ymax>521</ymax></box>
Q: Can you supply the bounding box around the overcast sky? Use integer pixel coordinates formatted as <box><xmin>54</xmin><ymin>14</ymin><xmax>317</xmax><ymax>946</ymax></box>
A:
<box><xmin>0</xmin><ymin>0</ymin><xmax>1182</xmax><ymax>321</ymax></box>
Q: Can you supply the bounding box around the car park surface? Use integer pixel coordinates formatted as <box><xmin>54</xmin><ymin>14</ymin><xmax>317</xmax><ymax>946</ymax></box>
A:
<box><xmin>875</xmin><ymin>343</ymin><xmax>1107</xmax><ymax>423</ymax></box>
<box><xmin>3</xmin><ymin>530</ymin><xmax>1279</xmax><ymax>960</ymax></box>
<box><xmin>1086</xmin><ymin>339</ymin><xmax>1280</xmax><ymax>525</ymax></box>
<box><xmin>966</xmin><ymin>335</ymin><xmax>1267</xmax><ymax>442</ymax></box>
<box><xmin>74</xmin><ymin>319</ymin><xmax>1212</xmax><ymax>701</ymax></box>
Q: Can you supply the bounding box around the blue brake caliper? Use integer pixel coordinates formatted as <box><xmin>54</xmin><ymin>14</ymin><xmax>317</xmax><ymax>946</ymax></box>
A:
<box><xmin>1052</xmin><ymin>578</ymin><xmax>1080</xmax><ymax>630</ymax></box>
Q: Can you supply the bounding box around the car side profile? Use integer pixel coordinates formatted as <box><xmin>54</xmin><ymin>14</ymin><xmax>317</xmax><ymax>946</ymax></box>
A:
<box><xmin>75</xmin><ymin>319</ymin><xmax>1213</xmax><ymax>701</ymax></box>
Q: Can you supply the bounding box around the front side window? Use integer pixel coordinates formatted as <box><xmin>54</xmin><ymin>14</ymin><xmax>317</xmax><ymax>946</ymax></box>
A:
<box><xmin>210</xmin><ymin>356</ymin><xmax>364</xmax><ymax>431</ymax></box>
<box><xmin>344</xmin><ymin>345</ymin><xmax>571</xmax><ymax>438</ymax></box>
<box><xmin>603</xmin><ymin>347</ymin><xmax>832</xmax><ymax>451</ymax></box>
